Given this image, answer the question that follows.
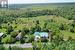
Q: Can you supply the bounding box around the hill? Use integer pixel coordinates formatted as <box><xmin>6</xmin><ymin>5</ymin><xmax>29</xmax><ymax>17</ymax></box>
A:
<box><xmin>1</xmin><ymin>15</ymin><xmax>75</xmax><ymax>40</ymax></box>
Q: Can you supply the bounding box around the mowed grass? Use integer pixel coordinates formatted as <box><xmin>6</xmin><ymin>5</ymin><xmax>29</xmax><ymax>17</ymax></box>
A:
<box><xmin>1</xmin><ymin>15</ymin><xmax>69</xmax><ymax>27</ymax></box>
<box><xmin>13</xmin><ymin>15</ymin><xmax>69</xmax><ymax>29</ymax></box>
<box><xmin>61</xmin><ymin>31</ymin><xmax>75</xmax><ymax>39</ymax></box>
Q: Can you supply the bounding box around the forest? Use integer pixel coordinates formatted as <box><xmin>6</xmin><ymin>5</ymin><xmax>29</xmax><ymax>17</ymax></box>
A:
<box><xmin>0</xmin><ymin>3</ymin><xmax>75</xmax><ymax>50</ymax></box>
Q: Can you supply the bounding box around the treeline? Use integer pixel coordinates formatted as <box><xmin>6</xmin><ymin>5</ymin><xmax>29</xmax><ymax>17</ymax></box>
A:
<box><xmin>54</xmin><ymin>7</ymin><xmax>75</xmax><ymax>20</ymax></box>
<box><xmin>0</xmin><ymin>9</ymin><xmax>53</xmax><ymax>24</ymax></box>
<box><xmin>0</xmin><ymin>7</ymin><xmax>75</xmax><ymax>24</ymax></box>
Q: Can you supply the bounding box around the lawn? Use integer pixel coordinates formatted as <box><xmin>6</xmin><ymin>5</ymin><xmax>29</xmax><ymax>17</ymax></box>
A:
<box><xmin>61</xmin><ymin>30</ymin><xmax>75</xmax><ymax>39</ymax></box>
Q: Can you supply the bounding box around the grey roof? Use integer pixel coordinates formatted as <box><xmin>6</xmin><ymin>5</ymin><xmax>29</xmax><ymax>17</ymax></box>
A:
<box><xmin>16</xmin><ymin>32</ymin><xmax>22</xmax><ymax>40</ymax></box>
<box><xmin>3</xmin><ymin>43</ymin><xmax>33</xmax><ymax>48</ymax></box>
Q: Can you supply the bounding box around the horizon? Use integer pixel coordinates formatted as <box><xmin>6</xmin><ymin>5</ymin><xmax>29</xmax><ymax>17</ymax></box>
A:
<box><xmin>8</xmin><ymin>0</ymin><xmax>75</xmax><ymax>4</ymax></box>
<box><xmin>8</xmin><ymin>2</ymin><xmax>75</xmax><ymax>4</ymax></box>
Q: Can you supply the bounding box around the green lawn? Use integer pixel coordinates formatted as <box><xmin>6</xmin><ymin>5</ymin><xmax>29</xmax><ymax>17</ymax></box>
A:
<box><xmin>61</xmin><ymin>30</ymin><xmax>75</xmax><ymax>39</ymax></box>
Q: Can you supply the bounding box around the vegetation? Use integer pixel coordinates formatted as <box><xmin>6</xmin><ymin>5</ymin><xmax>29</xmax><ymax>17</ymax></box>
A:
<box><xmin>0</xmin><ymin>3</ymin><xmax>75</xmax><ymax>50</ymax></box>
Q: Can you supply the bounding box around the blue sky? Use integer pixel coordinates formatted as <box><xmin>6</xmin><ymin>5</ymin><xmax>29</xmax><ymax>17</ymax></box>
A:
<box><xmin>9</xmin><ymin>0</ymin><xmax>75</xmax><ymax>4</ymax></box>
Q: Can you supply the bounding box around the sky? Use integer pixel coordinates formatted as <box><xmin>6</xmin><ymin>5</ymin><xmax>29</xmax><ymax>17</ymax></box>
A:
<box><xmin>8</xmin><ymin>0</ymin><xmax>75</xmax><ymax>4</ymax></box>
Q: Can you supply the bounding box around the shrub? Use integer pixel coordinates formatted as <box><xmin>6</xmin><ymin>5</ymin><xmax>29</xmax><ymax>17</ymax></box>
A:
<box><xmin>6</xmin><ymin>25</ymin><xmax>14</xmax><ymax>34</ymax></box>
<box><xmin>70</xmin><ymin>28</ymin><xmax>75</xmax><ymax>33</ymax></box>
<box><xmin>0</xmin><ymin>45</ymin><xmax>5</xmax><ymax>50</ymax></box>
<box><xmin>10</xmin><ymin>31</ymin><xmax>18</xmax><ymax>38</ymax></box>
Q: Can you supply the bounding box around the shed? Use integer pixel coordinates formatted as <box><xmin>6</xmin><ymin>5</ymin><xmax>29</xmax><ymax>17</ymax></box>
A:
<box><xmin>16</xmin><ymin>32</ymin><xmax>22</xmax><ymax>40</ymax></box>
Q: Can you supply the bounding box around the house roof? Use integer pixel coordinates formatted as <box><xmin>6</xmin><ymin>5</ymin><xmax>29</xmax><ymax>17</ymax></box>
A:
<box><xmin>34</xmin><ymin>32</ymin><xmax>48</xmax><ymax>37</ymax></box>
<box><xmin>0</xmin><ymin>32</ymin><xmax>4</xmax><ymax>37</ymax></box>
<box><xmin>34</xmin><ymin>32</ymin><xmax>39</xmax><ymax>36</ymax></box>
<box><xmin>39</xmin><ymin>32</ymin><xmax>48</xmax><ymax>37</ymax></box>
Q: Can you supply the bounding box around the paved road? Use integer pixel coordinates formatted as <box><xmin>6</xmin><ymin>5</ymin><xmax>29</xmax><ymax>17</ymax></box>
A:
<box><xmin>3</xmin><ymin>43</ymin><xmax>33</xmax><ymax>48</ymax></box>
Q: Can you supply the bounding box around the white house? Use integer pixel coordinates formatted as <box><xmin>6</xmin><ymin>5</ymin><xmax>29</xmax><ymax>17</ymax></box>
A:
<box><xmin>34</xmin><ymin>32</ymin><xmax>48</xmax><ymax>41</ymax></box>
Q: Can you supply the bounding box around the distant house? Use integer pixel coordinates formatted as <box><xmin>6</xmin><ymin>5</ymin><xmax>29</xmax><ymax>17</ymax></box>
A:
<box><xmin>16</xmin><ymin>32</ymin><xmax>22</xmax><ymax>40</ymax></box>
<box><xmin>34</xmin><ymin>32</ymin><xmax>49</xmax><ymax>41</ymax></box>
<box><xmin>0</xmin><ymin>32</ymin><xmax>4</xmax><ymax>37</ymax></box>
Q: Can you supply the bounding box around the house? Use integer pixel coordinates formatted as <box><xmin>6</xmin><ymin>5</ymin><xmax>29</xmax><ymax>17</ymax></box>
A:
<box><xmin>0</xmin><ymin>32</ymin><xmax>4</xmax><ymax>37</ymax></box>
<box><xmin>34</xmin><ymin>32</ymin><xmax>49</xmax><ymax>41</ymax></box>
<box><xmin>16</xmin><ymin>32</ymin><xmax>22</xmax><ymax>40</ymax></box>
